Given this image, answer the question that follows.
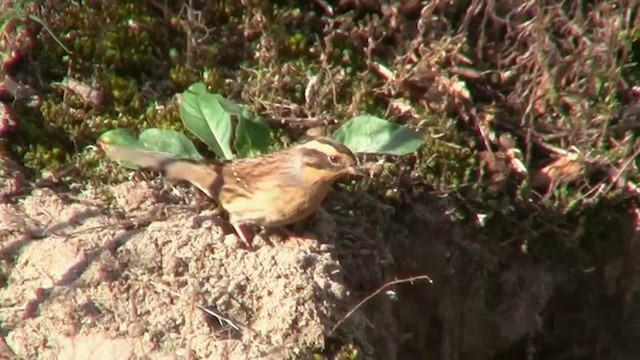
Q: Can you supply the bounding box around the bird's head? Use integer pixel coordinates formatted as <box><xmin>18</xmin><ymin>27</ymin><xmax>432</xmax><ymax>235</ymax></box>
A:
<box><xmin>294</xmin><ymin>137</ymin><xmax>363</xmax><ymax>184</ymax></box>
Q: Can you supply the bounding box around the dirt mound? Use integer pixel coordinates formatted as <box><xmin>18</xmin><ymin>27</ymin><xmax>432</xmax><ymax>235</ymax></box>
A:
<box><xmin>0</xmin><ymin>182</ymin><xmax>393</xmax><ymax>359</ymax></box>
<box><xmin>2</xmin><ymin>167</ymin><xmax>630</xmax><ymax>359</ymax></box>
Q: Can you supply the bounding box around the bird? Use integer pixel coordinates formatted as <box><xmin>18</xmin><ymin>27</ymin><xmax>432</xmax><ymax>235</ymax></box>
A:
<box><xmin>101</xmin><ymin>137</ymin><xmax>363</xmax><ymax>248</ymax></box>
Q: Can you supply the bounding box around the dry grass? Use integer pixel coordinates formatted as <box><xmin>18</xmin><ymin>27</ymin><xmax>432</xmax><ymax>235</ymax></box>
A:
<box><xmin>1</xmin><ymin>0</ymin><xmax>640</xmax><ymax>358</ymax></box>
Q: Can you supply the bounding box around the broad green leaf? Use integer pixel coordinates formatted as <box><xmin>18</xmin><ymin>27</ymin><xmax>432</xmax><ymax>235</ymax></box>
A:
<box><xmin>138</xmin><ymin>128</ymin><xmax>204</xmax><ymax>161</ymax></box>
<box><xmin>97</xmin><ymin>128</ymin><xmax>138</xmax><ymax>147</ymax></box>
<box><xmin>332</xmin><ymin>115</ymin><xmax>424</xmax><ymax>155</ymax></box>
<box><xmin>216</xmin><ymin>96</ymin><xmax>246</xmax><ymax>115</ymax></box>
<box><xmin>180</xmin><ymin>83</ymin><xmax>234</xmax><ymax>159</ymax></box>
<box><xmin>235</xmin><ymin>117</ymin><xmax>271</xmax><ymax>158</ymax></box>
<box><xmin>180</xmin><ymin>82</ymin><xmax>274</xmax><ymax>159</ymax></box>
<box><xmin>98</xmin><ymin>128</ymin><xmax>203</xmax><ymax>169</ymax></box>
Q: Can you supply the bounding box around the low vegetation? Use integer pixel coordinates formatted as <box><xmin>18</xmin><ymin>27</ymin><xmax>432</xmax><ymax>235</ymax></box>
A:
<box><xmin>1</xmin><ymin>0</ymin><xmax>639</xmax><ymax>358</ymax></box>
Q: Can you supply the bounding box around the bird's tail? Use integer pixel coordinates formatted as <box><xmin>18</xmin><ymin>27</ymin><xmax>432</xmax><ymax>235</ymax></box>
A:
<box><xmin>102</xmin><ymin>145</ymin><xmax>223</xmax><ymax>199</ymax></box>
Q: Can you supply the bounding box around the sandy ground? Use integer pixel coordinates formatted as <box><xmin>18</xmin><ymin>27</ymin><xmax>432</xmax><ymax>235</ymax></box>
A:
<box><xmin>0</xmin><ymin>178</ymin><xmax>395</xmax><ymax>359</ymax></box>
<box><xmin>2</xmin><ymin>156</ymin><xmax>605</xmax><ymax>360</ymax></box>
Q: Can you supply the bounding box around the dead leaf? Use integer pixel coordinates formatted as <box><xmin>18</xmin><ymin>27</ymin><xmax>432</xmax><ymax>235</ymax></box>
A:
<box><xmin>363</xmin><ymin>160</ymin><xmax>385</xmax><ymax>177</ymax></box>
<box><xmin>305</xmin><ymin>126</ymin><xmax>326</xmax><ymax>138</ymax></box>
<box><xmin>498</xmin><ymin>133</ymin><xmax>527</xmax><ymax>175</ymax></box>
<box><xmin>530</xmin><ymin>154</ymin><xmax>585</xmax><ymax>189</ymax></box>
<box><xmin>479</xmin><ymin>151</ymin><xmax>510</xmax><ymax>193</ymax></box>
<box><xmin>450</xmin><ymin>67</ymin><xmax>483</xmax><ymax>80</ymax></box>
<box><xmin>443</xmin><ymin>77</ymin><xmax>471</xmax><ymax>101</ymax></box>
<box><xmin>370</xmin><ymin>61</ymin><xmax>396</xmax><ymax>82</ymax></box>
<box><xmin>389</xmin><ymin>99</ymin><xmax>416</xmax><ymax>118</ymax></box>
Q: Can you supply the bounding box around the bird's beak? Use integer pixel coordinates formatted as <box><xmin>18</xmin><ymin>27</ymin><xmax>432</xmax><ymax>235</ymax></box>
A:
<box><xmin>346</xmin><ymin>166</ymin><xmax>365</xmax><ymax>176</ymax></box>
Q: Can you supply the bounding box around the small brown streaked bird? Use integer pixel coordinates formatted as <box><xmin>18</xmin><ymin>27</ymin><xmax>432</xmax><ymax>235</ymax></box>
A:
<box><xmin>101</xmin><ymin>137</ymin><xmax>363</xmax><ymax>248</ymax></box>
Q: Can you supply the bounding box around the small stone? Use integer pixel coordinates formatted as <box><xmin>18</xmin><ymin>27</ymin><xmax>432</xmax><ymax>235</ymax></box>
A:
<box><xmin>201</xmin><ymin>219</ymin><xmax>213</xmax><ymax>229</ymax></box>
<box><xmin>223</xmin><ymin>234</ymin><xmax>240</xmax><ymax>249</ymax></box>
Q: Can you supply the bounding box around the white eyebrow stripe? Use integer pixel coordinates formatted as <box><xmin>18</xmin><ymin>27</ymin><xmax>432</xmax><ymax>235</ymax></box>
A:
<box><xmin>299</xmin><ymin>141</ymin><xmax>340</xmax><ymax>155</ymax></box>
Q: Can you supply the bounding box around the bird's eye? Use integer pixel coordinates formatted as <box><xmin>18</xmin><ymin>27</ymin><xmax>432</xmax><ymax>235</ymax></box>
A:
<box><xmin>328</xmin><ymin>155</ymin><xmax>340</xmax><ymax>164</ymax></box>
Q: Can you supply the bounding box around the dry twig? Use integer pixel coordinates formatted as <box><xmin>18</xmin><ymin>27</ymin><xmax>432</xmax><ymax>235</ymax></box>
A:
<box><xmin>328</xmin><ymin>274</ymin><xmax>433</xmax><ymax>335</ymax></box>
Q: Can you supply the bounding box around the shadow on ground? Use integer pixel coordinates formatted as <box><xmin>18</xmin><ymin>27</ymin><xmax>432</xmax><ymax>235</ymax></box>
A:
<box><xmin>1</xmin><ymin>180</ymin><xmax>638</xmax><ymax>359</ymax></box>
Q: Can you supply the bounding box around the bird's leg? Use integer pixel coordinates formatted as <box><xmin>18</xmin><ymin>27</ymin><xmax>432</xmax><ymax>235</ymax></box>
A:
<box><xmin>231</xmin><ymin>223</ymin><xmax>254</xmax><ymax>249</ymax></box>
<box><xmin>274</xmin><ymin>226</ymin><xmax>309</xmax><ymax>246</ymax></box>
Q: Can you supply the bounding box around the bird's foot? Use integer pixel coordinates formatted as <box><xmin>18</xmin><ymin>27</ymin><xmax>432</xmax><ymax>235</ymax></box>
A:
<box><xmin>231</xmin><ymin>223</ymin><xmax>255</xmax><ymax>250</ymax></box>
<box><xmin>273</xmin><ymin>227</ymin><xmax>312</xmax><ymax>247</ymax></box>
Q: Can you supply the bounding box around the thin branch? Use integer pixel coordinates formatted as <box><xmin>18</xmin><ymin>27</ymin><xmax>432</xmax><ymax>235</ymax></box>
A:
<box><xmin>328</xmin><ymin>274</ymin><xmax>433</xmax><ymax>335</ymax></box>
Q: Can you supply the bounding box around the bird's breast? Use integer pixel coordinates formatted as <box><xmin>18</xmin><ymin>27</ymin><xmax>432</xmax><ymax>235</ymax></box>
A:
<box><xmin>222</xmin><ymin>180</ymin><xmax>332</xmax><ymax>227</ymax></box>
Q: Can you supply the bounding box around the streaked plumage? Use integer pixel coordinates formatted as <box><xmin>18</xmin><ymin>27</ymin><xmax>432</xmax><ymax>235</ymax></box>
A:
<box><xmin>102</xmin><ymin>137</ymin><xmax>362</xmax><ymax>247</ymax></box>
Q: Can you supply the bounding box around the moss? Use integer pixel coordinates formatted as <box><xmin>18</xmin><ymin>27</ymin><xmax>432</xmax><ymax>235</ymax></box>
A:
<box><xmin>20</xmin><ymin>143</ymin><xmax>64</xmax><ymax>171</ymax></box>
<box><xmin>4</xmin><ymin>0</ymin><xmax>634</xmax><ymax>213</ymax></box>
<box><xmin>619</xmin><ymin>26</ymin><xmax>640</xmax><ymax>84</ymax></box>
<box><xmin>282</xmin><ymin>31</ymin><xmax>312</xmax><ymax>58</ymax></box>
<box><xmin>413</xmin><ymin>114</ymin><xmax>476</xmax><ymax>189</ymax></box>
<box><xmin>168</xmin><ymin>65</ymin><xmax>200</xmax><ymax>91</ymax></box>
<box><xmin>106</xmin><ymin>76</ymin><xmax>146</xmax><ymax>114</ymax></box>
<box><xmin>3</xmin><ymin>1</ymin><xmax>184</xmax><ymax>174</ymax></box>
<box><xmin>334</xmin><ymin>344</ymin><xmax>360</xmax><ymax>360</ymax></box>
<box><xmin>313</xmin><ymin>343</ymin><xmax>360</xmax><ymax>360</ymax></box>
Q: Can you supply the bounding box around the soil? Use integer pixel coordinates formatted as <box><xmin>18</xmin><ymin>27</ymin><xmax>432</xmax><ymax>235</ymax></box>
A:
<box><xmin>1</xmin><ymin>163</ymin><xmax>636</xmax><ymax>359</ymax></box>
<box><xmin>0</xmin><ymin>177</ymin><xmax>397</xmax><ymax>359</ymax></box>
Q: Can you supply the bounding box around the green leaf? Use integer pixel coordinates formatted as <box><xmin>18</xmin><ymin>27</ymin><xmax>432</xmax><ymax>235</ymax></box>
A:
<box><xmin>97</xmin><ymin>128</ymin><xmax>138</xmax><ymax>147</ymax></box>
<box><xmin>235</xmin><ymin>116</ymin><xmax>271</xmax><ymax>158</ymax></box>
<box><xmin>98</xmin><ymin>128</ymin><xmax>203</xmax><ymax>169</ymax></box>
<box><xmin>216</xmin><ymin>96</ymin><xmax>246</xmax><ymax>115</ymax></box>
<box><xmin>137</xmin><ymin>128</ymin><xmax>204</xmax><ymax>161</ymax></box>
<box><xmin>179</xmin><ymin>83</ymin><xmax>235</xmax><ymax>159</ymax></box>
<box><xmin>180</xmin><ymin>82</ymin><xmax>273</xmax><ymax>159</ymax></box>
<box><xmin>332</xmin><ymin>115</ymin><xmax>424</xmax><ymax>155</ymax></box>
